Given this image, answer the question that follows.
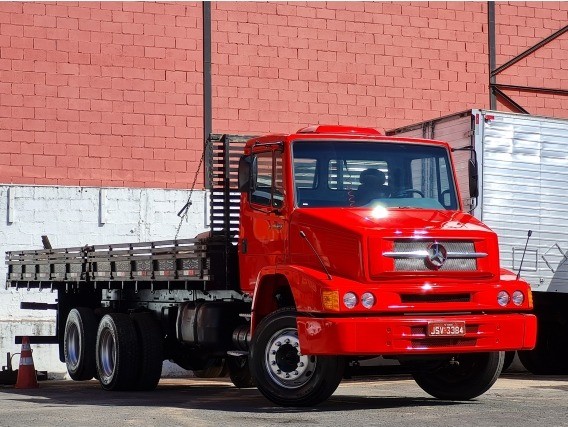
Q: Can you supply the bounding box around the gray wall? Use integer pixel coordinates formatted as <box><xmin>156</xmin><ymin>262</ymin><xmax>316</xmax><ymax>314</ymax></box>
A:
<box><xmin>1</xmin><ymin>185</ymin><xmax>208</xmax><ymax>377</ymax></box>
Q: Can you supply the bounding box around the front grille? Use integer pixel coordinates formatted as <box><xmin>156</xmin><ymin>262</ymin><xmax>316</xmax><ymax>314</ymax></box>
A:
<box><xmin>401</xmin><ymin>293</ymin><xmax>471</xmax><ymax>303</ymax></box>
<box><xmin>396</xmin><ymin>241</ymin><xmax>476</xmax><ymax>253</ymax></box>
<box><xmin>388</xmin><ymin>240</ymin><xmax>480</xmax><ymax>272</ymax></box>
<box><xmin>395</xmin><ymin>258</ymin><xmax>476</xmax><ymax>271</ymax></box>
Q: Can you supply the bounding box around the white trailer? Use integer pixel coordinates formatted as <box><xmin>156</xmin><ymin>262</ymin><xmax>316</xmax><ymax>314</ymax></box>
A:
<box><xmin>388</xmin><ymin>109</ymin><xmax>568</xmax><ymax>374</ymax></box>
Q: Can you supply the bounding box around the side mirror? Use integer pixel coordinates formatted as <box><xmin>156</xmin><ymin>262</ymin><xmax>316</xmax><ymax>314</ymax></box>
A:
<box><xmin>238</xmin><ymin>156</ymin><xmax>251</xmax><ymax>192</ymax></box>
<box><xmin>468</xmin><ymin>158</ymin><xmax>479</xmax><ymax>198</ymax></box>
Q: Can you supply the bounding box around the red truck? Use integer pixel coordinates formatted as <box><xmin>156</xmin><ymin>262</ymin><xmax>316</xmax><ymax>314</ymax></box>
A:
<box><xmin>6</xmin><ymin>126</ymin><xmax>537</xmax><ymax>406</ymax></box>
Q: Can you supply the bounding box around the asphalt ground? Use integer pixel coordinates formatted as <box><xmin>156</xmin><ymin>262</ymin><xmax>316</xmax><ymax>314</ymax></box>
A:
<box><xmin>1</xmin><ymin>373</ymin><xmax>567</xmax><ymax>427</ymax></box>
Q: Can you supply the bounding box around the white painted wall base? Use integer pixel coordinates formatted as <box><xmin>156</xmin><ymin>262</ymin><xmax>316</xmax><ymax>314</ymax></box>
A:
<box><xmin>0</xmin><ymin>185</ymin><xmax>208</xmax><ymax>378</ymax></box>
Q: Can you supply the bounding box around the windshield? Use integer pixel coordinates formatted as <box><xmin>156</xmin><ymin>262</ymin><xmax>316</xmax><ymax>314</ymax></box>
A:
<box><xmin>293</xmin><ymin>140</ymin><xmax>459</xmax><ymax>210</ymax></box>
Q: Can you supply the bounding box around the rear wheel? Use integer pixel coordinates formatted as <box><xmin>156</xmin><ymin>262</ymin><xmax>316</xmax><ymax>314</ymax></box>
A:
<box><xmin>192</xmin><ymin>358</ymin><xmax>227</xmax><ymax>378</ymax></box>
<box><xmin>227</xmin><ymin>355</ymin><xmax>255</xmax><ymax>388</ymax></box>
<box><xmin>412</xmin><ymin>352</ymin><xmax>504</xmax><ymax>400</ymax></box>
<box><xmin>131</xmin><ymin>312</ymin><xmax>163</xmax><ymax>390</ymax></box>
<box><xmin>249</xmin><ymin>308</ymin><xmax>344</xmax><ymax>407</ymax></box>
<box><xmin>64</xmin><ymin>308</ymin><xmax>98</xmax><ymax>381</ymax></box>
<box><xmin>96</xmin><ymin>313</ymin><xmax>139</xmax><ymax>391</ymax></box>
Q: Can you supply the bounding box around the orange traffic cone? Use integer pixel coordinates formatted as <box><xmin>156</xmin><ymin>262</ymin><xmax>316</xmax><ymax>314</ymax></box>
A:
<box><xmin>15</xmin><ymin>337</ymin><xmax>39</xmax><ymax>389</ymax></box>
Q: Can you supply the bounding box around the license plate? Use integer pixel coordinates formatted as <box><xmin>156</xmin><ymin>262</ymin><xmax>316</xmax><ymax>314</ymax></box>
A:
<box><xmin>427</xmin><ymin>321</ymin><xmax>466</xmax><ymax>337</ymax></box>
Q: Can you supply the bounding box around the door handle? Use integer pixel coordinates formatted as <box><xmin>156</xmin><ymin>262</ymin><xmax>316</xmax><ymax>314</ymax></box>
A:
<box><xmin>271</xmin><ymin>223</ymin><xmax>283</xmax><ymax>230</ymax></box>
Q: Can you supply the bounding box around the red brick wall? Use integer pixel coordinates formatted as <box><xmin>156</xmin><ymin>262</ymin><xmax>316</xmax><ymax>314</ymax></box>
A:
<box><xmin>0</xmin><ymin>2</ymin><xmax>203</xmax><ymax>188</ymax></box>
<box><xmin>211</xmin><ymin>1</ymin><xmax>568</xmax><ymax>135</ymax></box>
<box><xmin>494</xmin><ymin>2</ymin><xmax>568</xmax><ymax>115</ymax></box>
<box><xmin>2</xmin><ymin>2</ymin><xmax>567</xmax><ymax>188</ymax></box>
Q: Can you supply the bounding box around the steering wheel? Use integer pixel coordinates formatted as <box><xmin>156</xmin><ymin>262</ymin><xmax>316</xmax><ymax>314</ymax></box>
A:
<box><xmin>391</xmin><ymin>188</ymin><xmax>425</xmax><ymax>198</ymax></box>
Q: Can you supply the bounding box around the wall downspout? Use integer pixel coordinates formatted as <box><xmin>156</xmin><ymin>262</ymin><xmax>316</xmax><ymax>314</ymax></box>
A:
<box><xmin>203</xmin><ymin>2</ymin><xmax>212</xmax><ymax>189</ymax></box>
<box><xmin>488</xmin><ymin>1</ymin><xmax>497</xmax><ymax>110</ymax></box>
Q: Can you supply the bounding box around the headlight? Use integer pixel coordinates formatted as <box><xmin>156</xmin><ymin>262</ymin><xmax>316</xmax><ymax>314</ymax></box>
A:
<box><xmin>343</xmin><ymin>292</ymin><xmax>357</xmax><ymax>309</ymax></box>
<box><xmin>497</xmin><ymin>291</ymin><xmax>510</xmax><ymax>307</ymax></box>
<box><xmin>512</xmin><ymin>290</ymin><xmax>524</xmax><ymax>306</ymax></box>
<box><xmin>361</xmin><ymin>292</ymin><xmax>375</xmax><ymax>309</ymax></box>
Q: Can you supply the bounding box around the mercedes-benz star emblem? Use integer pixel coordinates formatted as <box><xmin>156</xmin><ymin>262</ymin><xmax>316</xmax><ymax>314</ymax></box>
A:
<box><xmin>425</xmin><ymin>242</ymin><xmax>448</xmax><ymax>270</ymax></box>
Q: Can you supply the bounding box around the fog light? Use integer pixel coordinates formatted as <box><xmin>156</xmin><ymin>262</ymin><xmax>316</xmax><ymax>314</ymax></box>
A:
<box><xmin>497</xmin><ymin>291</ymin><xmax>510</xmax><ymax>307</ymax></box>
<box><xmin>512</xmin><ymin>290</ymin><xmax>524</xmax><ymax>306</ymax></box>
<box><xmin>343</xmin><ymin>292</ymin><xmax>357</xmax><ymax>309</ymax></box>
<box><xmin>361</xmin><ymin>292</ymin><xmax>375</xmax><ymax>309</ymax></box>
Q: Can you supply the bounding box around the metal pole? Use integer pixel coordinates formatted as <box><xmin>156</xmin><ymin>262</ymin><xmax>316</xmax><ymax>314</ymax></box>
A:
<box><xmin>488</xmin><ymin>1</ymin><xmax>496</xmax><ymax>110</ymax></box>
<box><xmin>493</xmin><ymin>84</ymin><xmax>568</xmax><ymax>97</ymax></box>
<box><xmin>492</xmin><ymin>87</ymin><xmax>529</xmax><ymax>114</ymax></box>
<box><xmin>203</xmin><ymin>1</ymin><xmax>212</xmax><ymax>189</ymax></box>
<box><xmin>491</xmin><ymin>24</ymin><xmax>568</xmax><ymax>77</ymax></box>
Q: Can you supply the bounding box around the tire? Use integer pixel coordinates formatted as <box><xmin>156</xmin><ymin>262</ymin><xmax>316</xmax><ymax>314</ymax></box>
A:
<box><xmin>94</xmin><ymin>307</ymin><xmax>114</xmax><ymax>319</ymax></box>
<box><xmin>249</xmin><ymin>308</ymin><xmax>344</xmax><ymax>407</ymax></box>
<box><xmin>96</xmin><ymin>313</ymin><xmax>139</xmax><ymax>391</ymax></box>
<box><xmin>412</xmin><ymin>352</ymin><xmax>504</xmax><ymax>400</ymax></box>
<box><xmin>64</xmin><ymin>308</ymin><xmax>98</xmax><ymax>381</ymax></box>
<box><xmin>518</xmin><ymin>321</ymin><xmax>568</xmax><ymax>375</ymax></box>
<box><xmin>502</xmin><ymin>351</ymin><xmax>515</xmax><ymax>372</ymax></box>
<box><xmin>193</xmin><ymin>358</ymin><xmax>227</xmax><ymax>378</ymax></box>
<box><xmin>131</xmin><ymin>313</ymin><xmax>164</xmax><ymax>391</ymax></box>
<box><xmin>227</xmin><ymin>355</ymin><xmax>256</xmax><ymax>388</ymax></box>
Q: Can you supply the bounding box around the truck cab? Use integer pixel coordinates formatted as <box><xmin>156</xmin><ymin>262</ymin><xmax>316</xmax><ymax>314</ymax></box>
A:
<box><xmin>238</xmin><ymin>125</ymin><xmax>537</xmax><ymax>405</ymax></box>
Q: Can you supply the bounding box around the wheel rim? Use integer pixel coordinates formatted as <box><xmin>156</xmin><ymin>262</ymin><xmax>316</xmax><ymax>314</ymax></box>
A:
<box><xmin>67</xmin><ymin>323</ymin><xmax>80</xmax><ymax>368</ymax></box>
<box><xmin>264</xmin><ymin>328</ymin><xmax>316</xmax><ymax>389</ymax></box>
<box><xmin>98</xmin><ymin>328</ymin><xmax>116</xmax><ymax>379</ymax></box>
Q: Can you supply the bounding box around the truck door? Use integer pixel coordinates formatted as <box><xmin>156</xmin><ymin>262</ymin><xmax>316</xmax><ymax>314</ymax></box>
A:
<box><xmin>239</xmin><ymin>149</ymin><xmax>288</xmax><ymax>292</ymax></box>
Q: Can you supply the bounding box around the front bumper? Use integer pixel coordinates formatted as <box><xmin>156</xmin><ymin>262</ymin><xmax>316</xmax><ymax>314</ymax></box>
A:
<box><xmin>297</xmin><ymin>313</ymin><xmax>537</xmax><ymax>355</ymax></box>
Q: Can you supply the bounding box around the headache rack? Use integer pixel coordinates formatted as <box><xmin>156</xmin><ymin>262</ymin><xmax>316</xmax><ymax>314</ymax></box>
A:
<box><xmin>208</xmin><ymin>134</ymin><xmax>251</xmax><ymax>244</ymax></box>
<box><xmin>6</xmin><ymin>134</ymin><xmax>253</xmax><ymax>292</ymax></box>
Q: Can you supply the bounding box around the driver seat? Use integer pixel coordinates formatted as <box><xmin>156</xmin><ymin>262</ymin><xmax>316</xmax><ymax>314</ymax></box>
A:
<box><xmin>354</xmin><ymin>168</ymin><xmax>390</xmax><ymax>205</ymax></box>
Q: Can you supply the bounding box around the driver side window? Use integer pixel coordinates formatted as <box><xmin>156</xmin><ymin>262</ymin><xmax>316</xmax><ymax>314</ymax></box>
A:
<box><xmin>251</xmin><ymin>151</ymin><xmax>284</xmax><ymax>209</ymax></box>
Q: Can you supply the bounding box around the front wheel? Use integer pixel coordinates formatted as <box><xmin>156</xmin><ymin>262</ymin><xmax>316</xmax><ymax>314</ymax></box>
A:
<box><xmin>412</xmin><ymin>352</ymin><xmax>504</xmax><ymax>400</ymax></box>
<box><xmin>502</xmin><ymin>351</ymin><xmax>515</xmax><ymax>372</ymax></box>
<box><xmin>518</xmin><ymin>321</ymin><xmax>568</xmax><ymax>374</ymax></box>
<box><xmin>249</xmin><ymin>308</ymin><xmax>344</xmax><ymax>407</ymax></box>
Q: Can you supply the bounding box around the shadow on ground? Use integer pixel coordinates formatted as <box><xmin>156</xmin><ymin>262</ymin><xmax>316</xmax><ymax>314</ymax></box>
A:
<box><xmin>1</xmin><ymin>377</ymin><xmax>468</xmax><ymax>413</ymax></box>
<box><xmin>5</xmin><ymin>372</ymin><xmax>563</xmax><ymax>413</ymax></box>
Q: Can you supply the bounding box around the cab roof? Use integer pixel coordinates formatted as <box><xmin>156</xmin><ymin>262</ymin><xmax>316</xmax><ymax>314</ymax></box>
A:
<box><xmin>244</xmin><ymin>125</ymin><xmax>451</xmax><ymax>150</ymax></box>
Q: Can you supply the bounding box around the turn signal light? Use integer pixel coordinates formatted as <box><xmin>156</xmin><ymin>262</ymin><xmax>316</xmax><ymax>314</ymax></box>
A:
<box><xmin>324</xmin><ymin>290</ymin><xmax>377</xmax><ymax>311</ymax></box>
<box><xmin>322</xmin><ymin>290</ymin><xmax>339</xmax><ymax>311</ymax></box>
